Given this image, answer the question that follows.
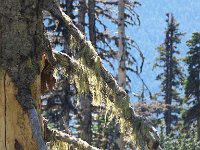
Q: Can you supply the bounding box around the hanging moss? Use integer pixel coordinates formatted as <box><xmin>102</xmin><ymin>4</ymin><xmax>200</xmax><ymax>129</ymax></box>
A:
<box><xmin>50</xmin><ymin>140</ymin><xmax>69</xmax><ymax>150</ymax></box>
<box><xmin>70</xmin><ymin>66</ymin><xmax>136</xmax><ymax>146</ymax></box>
<box><xmin>57</xmin><ymin>57</ymin><xmax>138</xmax><ymax>146</ymax></box>
<box><xmin>54</xmin><ymin>50</ymin><xmax>160</xmax><ymax>150</ymax></box>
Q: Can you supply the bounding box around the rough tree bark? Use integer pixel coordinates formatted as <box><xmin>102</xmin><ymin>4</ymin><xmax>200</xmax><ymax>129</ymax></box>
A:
<box><xmin>0</xmin><ymin>0</ymin><xmax>47</xmax><ymax>149</ymax></box>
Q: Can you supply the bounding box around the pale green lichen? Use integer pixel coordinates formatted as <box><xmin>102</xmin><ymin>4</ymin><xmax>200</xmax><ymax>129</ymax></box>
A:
<box><xmin>69</xmin><ymin>64</ymin><xmax>137</xmax><ymax>146</ymax></box>
<box><xmin>50</xmin><ymin>141</ymin><xmax>69</xmax><ymax>150</ymax></box>
<box><xmin>57</xmin><ymin>43</ymin><xmax>145</xmax><ymax>147</ymax></box>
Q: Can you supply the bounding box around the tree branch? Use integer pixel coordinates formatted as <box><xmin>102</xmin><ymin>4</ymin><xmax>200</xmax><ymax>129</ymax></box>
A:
<box><xmin>51</xmin><ymin>129</ymin><xmax>100</xmax><ymax>150</ymax></box>
<box><xmin>28</xmin><ymin>108</ymin><xmax>47</xmax><ymax>150</ymax></box>
<box><xmin>53</xmin><ymin>51</ymin><xmax>161</xmax><ymax>150</ymax></box>
<box><xmin>43</xmin><ymin>1</ymin><xmax>161</xmax><ymax>149</ymax></box>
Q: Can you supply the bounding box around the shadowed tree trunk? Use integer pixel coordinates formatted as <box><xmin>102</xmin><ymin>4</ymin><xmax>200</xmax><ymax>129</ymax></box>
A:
<box><xmin>88</xmin><ymin>0</ymin><xmax>96</xmax><ymax>48</ymax></box>
<box><xmin>78</xmin><ymin>0</ymin><xmax>92</xmax><ymax>144</ymax></box>
<box><xmin>79</xmin><ymin>93</ymin><xmax>93</xmax><ymax>144</ymax></box>
<box><xmin>0</xmin><ymin>0</ymin><xmax>47</xmax><ymax>149</ymax></box>
<box><xmin>78</xmin><ymin>0</ymin><xmax>86</xmax><ymax>33</ymax></box>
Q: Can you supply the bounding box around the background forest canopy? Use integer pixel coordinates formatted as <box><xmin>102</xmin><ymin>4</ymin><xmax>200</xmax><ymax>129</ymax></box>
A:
<box><xmin>40</xmin><ymin>0</ymin><xmax>200</xmax><ymax>149</ymax></box>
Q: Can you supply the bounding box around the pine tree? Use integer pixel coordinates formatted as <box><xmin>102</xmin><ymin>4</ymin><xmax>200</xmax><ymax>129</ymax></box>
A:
<box><xmin>184</xmin><ymin>32</ymin><xmax>200</xmax><ymax>140</ymax></box>
<box><xmin>155</xmin><ymin>13</ymin><xmax>184</xmax><ymax>135</ymax></box>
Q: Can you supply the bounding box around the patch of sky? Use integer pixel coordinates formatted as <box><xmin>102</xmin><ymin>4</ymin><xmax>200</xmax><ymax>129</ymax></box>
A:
<box><xmin>128</xmin><ymin>0</ymin><xmax>200</xmax><ymax>103</ymax></box>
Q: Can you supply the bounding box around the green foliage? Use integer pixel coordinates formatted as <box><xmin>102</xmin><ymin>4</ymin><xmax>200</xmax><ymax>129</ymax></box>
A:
<box><xmin>160</xmin><ymin>123</ymin><xmax>200</xmax><ymax>150</ymax></box>
<box><xmin>154</xmin><ymin>13</ymin><xmax>184</xmax><ymax>134</ymax></box>
<box><xmin>185</xmin><ymin>32</ymin><xmax>200</xmax><ymax>103</ymax></box>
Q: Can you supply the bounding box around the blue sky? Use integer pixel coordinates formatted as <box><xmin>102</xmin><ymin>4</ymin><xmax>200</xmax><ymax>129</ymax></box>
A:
<box><xmin>128</xmin><ymin>0</ymin><xmax>200</xmax><ymax>102</ymax></box>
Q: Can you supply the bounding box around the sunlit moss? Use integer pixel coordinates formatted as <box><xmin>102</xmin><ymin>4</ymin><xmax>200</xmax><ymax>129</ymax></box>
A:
<box><xmin>50</xmin><ymin>141</ymin><xmax>69</xmax><ymax>150</ymax></box>
<box><xmin>70</xmin><ymin>64</ymin><xmax>137</xmax><ymax>146</ymax></box>
<box><xmin>57</xmin><ymin>44</ymin><xmax>142</xmax><ymax>147</ymax></box>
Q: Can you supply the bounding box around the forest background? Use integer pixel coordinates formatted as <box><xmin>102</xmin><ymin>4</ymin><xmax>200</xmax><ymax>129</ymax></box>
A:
<box><xmin>41</xmin><ymin>0</ymin><xmax>200</xmax><ymax>150</ymax></box>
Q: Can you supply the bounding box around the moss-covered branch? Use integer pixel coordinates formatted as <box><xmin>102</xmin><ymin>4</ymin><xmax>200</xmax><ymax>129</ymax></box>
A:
<box><xmin>43</xmin><ymin>1</ymin><xmax>161</xmax><ymax>149</ymax></box>
<box><xmin>53</xmin><ymin>51</ymin><xmax>161</xmax><ymax>150</ymax></box>
<box><xmin>50</xmin><ymin>129</ymin><xmax>100</xmax><ymax>150</ymax></box>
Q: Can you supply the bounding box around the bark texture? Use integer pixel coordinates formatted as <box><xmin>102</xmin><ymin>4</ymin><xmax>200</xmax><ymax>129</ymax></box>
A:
<box><xmin>0</xmin><ymin>67</ymin><xmax>41</xmax><ymax>150</ymax></box>
<box><xmin>0</xmin><ymin>1</ymin><xmax>47</xmax><ymax>149</ymax></box>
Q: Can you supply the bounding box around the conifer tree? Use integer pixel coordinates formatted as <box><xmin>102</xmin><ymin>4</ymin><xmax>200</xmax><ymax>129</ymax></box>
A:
<box><xmin>155</xmin><ymin>13</ymin><xmax>184</xmax><ymax>135</ymax></box>
<box><xmin>184</xmin><ymin>32</ymin><xmax>200</xmax><ymax>140</ymax></box>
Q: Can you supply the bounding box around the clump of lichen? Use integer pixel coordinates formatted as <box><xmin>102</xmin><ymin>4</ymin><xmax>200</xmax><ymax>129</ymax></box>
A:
<box><xmin>60</xmin><ymin>48</ymin><xmax>138</xmax><ymax>146</ymax></box>
<box><xmin>50</xmin><ymin>140</ymin><xmax>69</xmax><ymax>150</ymax></box>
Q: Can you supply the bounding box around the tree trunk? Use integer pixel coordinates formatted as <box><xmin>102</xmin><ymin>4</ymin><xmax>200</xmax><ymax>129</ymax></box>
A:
<box><xmin>165</xmin><ymin>14</ymin><xmax>173</xmax><ymax>135</ymax></box>
<box><xmin>77</xmin><ymin>0</ymin><xmax>93</xmax><ymax>144</ymax></box>
<box><xmin>116</xmin><ymin>0</ymin><xmax>126</xmax><ymax>149</ymax></box>
<box><xmin>78</xmin><ymin>0</ymin><xmax>86</xmax><ymax>33</ymax></box>
<box><xmin>0</xmin><ymin>67</ymin><xmax>42</xmax><ymax>150</ymax></box>
<box><xmin>88</xmin><ymin>0</ymin><xmax>96</xmax><ymax>48</ymax></box>
<box><xmin>79</xmin><ymin>93</ymin><xmax>92</xmax><ymax>144</ymax></box>
<box><xmin>118</xmin><ymin>0</ymin><xmax>126</xmax><ymax>89</ymax></box>
<box><xmin>0</xmin><ymin>0</ymin><xmax>46</xmax><ymax>149</ymax></box>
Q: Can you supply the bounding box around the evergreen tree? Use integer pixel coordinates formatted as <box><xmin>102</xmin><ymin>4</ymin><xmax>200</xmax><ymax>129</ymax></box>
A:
<box><xmin>155</xmin><ymin>13</ymin><xmax>184</xmax><ymax>135</ymax></box>
<box><xmin>184</xmin><ymin>32</ymin><xmax>200</xmax><ymax>140</ymax></box>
